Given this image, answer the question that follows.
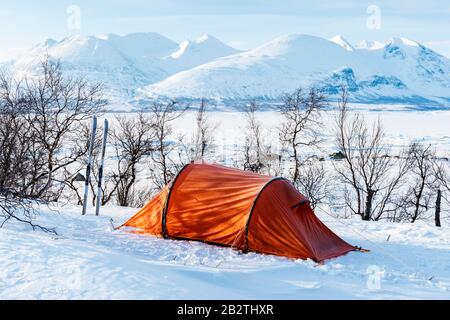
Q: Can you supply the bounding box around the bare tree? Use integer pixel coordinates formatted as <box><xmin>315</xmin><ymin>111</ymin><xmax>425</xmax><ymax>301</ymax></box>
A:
<box><xmin>21</xmin><ymin>57</ymin><xmax>106</xmax><ymax>200</ymax></box>
<box><xmin>0</xmin><ymin>57</ymin><xmax>104</xmax><ymax>230</ymax></box>
<box><xmin>61</xmin><ymin>168</ymin><xmax>84</xmax><ymax>205</ymax></box>
<box><xmin>243</xmin><ymin>101</ymin><xmax>264</xmax><ymax>173</ymax></box>
<box><xmin>0</xmin><ymin>73</ymin><xmax>33</xmax><ymax>193</ymax></box>
<box><xmin>371</xmin><ymin>152</ymin><xmax>411</xmax><ymax>222</ymax></box>
<box><xmin>107</xmin><ymin>112</ymin><xmax>155</xmax><ymax>207</ymax></box>
<box><xmin>191</xmin><ymin>99</ymin><xmax>216</xmax><ymax>161</ymax></box>
<box><xmin>397</xmin><ymin>143</ymin><xmax>436</xmax><ymax>223</ymax></box>
<box><xmin>435</xmin><ymin>189</ymin><xmax>441</xmax><ymax>227</ymax></box>
<box><xmin>433</xmin><ymin>161</ymin><xmax>450</xmax><ymax>226</ymax></box>
<box><xmin>148</xmin><ymin>101</ymin><xmax>187</xmax><ymax>188</ymax></box>
<box><xmin>0</xmin><ymin>192</ymin><xmax>56</xmax><ymax>233</ymax></box>
<box><xmin>296</xmin><ymin>160</ymin><xmax>329</xmax><ymax>209</ymax></box>
<box><xmin>260</xmin><ymin>144</ymin><xmax>282</xmax><ymax>177</ymax></box>
<box><xmin>125</xmin><ymin>186</ymin><xmax>154</xmax><ymax>208</ymax></box>
<box><xmin>0</xmin><ymin>74</ymin><xmax>48</xmax><ymax>230</ymax></box>
<box><xmin>0</xmin><ymin>75</ymin><xmax>54</xmax><ymax>229</ymax></box>
<box><xmin>334</xmin><ymin>88</ymin><xmax>410</xmax><ymax>221</ymax></box>
<box><xmin>278</xmin><ymin>88</ymin><xmax>325</xmax><ymax>183</ymax></box>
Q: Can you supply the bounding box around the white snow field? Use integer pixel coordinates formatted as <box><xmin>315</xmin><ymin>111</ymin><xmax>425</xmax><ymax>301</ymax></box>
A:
<box><xmin>0</xmin><ymin>202</ymin><xmax>448</xmax><ymax>300</ymax></box>
<box><xmin>149</xmin><ymin>108</ymin><xmax>450</xmax><ymax>156</ymax></box>
<box><xmin>1</xmin><ymin>108</ymin><xmax>449</xmax><ymax>300</ymax></box>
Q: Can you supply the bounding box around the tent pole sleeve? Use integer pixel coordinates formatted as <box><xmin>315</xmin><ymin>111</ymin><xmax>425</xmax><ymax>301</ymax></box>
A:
<box><xmin>291</xmin><ymin>199</ymin><xmax>310</xmax><ymax>209</ymax></box>
<box><xmin>161</xmin><ymin>163</ymin><xmax>192</xmax><ymax>238</ymax></box>
<box><xmin>242</xmin><ymin>177</ymin><xmax>287</xmax><ymax>252</ymax></box>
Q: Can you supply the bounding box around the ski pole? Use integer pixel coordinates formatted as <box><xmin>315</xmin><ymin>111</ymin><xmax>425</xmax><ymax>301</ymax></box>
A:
<box><xmin>82</xmin><ymin>116</ymin><xmax>97</xmax><ymax>215</ymax></box>
<box><xmin>95</xmin><ymin>119</ymin><xmax>109</xmax><ymax>216</ymax></box>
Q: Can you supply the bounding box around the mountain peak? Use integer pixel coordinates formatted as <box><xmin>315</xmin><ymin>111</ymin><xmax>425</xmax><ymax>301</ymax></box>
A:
<box><xmin>253</xmin><ymin>34</ymin><xmax>350</xmax><ymax>59</ymax></box>
<box><xmin>387</xmin><ymin>37</ymin><xmax>420</xmax><ymax>48</ymax></box>
<box><xmin>330</xmin><ymin>35</ymin><xmax>354</xmax><ymax>51</ymax></box>
<box><xmin>196</xmin><ymin>33</ymin><xmax>216</xmax><ymax>43</ymax></box>
<box><xmin>43</xmin><ymin>38</ymin><xmax>58</xmax><ymax>47</ymax></box>
<box><xmin>169</xmin><ymin>34</ymin><xmax>239</xmax><ymax>60</ymax></box>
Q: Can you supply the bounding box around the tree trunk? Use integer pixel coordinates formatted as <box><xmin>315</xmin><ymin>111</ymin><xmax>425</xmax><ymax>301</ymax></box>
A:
<box><xmin>435</xmin><ymin>189</ymin><xmax>441</xmax><ymax>227</ymax></box>
<box><xmin>122</xmin><ymin>163</ymin><xmax>137</xmax><ymax>207</ymax></box>
<box><xmin>37</xmin><ymin>155</ymin><xmax>54</xmax><ymax>199</ymax></box>
<box><xmin>292</xmin><ymin>144</ymin><xmax>299</xmax><ymax>183</ymax></box>
<box><xmin>363</xmin><ymin>190</ymin><xmax>374</xmax><ymax>221</ymax></box>
<box><xmin>411</xmin><ymin>181</ymin><xmax>425</xmax><ymax>223</ymax></box>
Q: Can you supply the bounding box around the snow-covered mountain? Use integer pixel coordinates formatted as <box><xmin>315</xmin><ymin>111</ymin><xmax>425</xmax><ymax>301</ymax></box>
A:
<box><xmin>2</xmin><ymin>32</ymin><xmax>241</xmax><ymax>105</ymax></box>
<box><xmin>140</xmin><ymin>34</ymin><xmax>450</xmax><ymax>107</ymax></box>
<box><xmin>7</xmin><ymin>33</ymin><xmax>178</xmax><ymax>103</ymax></box>
<box><xmin>3</xmin><ymin>33</ymin><xmax>449</xmax><ymax>108</ymax></box>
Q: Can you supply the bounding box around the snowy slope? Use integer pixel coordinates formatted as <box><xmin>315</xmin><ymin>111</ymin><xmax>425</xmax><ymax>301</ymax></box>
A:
<box><xmin>140</xmin><ymin>34</ymin><xmax>450</xmax><ymax>106</ymax></box>
<box><xmin>0</xmin><ymin>203</ymin><xmax>448</xmax><ymax>299</ymax></box>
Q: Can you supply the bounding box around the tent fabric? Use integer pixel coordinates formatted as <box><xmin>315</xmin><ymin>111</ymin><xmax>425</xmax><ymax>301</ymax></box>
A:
<box><xmin>121</xmin><ymin>162</ymin><xmax>356</xmax><ymax>262</ymax></box>
<box><xmin>123</xmin><ymin>185</ymin><xmax>168</xmax><ymax>235</ymax></box>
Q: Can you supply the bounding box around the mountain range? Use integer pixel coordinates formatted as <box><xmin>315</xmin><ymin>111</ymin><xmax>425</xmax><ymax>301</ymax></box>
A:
<box><xmin>2</xmin><ymin>32</ymin><xmax>449</xmax><ymax>109</ymax></box>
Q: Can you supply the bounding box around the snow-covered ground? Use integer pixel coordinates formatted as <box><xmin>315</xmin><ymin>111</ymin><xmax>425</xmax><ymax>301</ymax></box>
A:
<box><xmin>0</xmin><ymin>202</ymin><xmax>448</xmax><ymax>299</ymax></box>
<box><xmin>138</xmin><ymin>108</ymin><xmax>450</xmax><ymax>155</ymax></box>
<box><xmin>1</xmin><ymin>108</ymin><xmax>449</xmax><ymax>300</ymax></box>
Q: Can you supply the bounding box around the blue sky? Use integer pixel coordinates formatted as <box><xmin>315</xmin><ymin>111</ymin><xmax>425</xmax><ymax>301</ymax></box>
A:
<box><xmin>1</xmin><ymin>0</ymin><xmax>449</xmax><ymax>57</ymax></box>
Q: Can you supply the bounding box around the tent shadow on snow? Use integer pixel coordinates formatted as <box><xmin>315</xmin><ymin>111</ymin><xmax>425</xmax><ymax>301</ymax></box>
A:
<box><xmin>120</xmin><ymin>161</ymin><xmax>360</xmax><ymax>262</ymax></box>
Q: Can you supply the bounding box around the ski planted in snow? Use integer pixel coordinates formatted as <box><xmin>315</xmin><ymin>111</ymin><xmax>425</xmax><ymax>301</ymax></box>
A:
<box><xmin>95</xmin><ymin>119</ymin><xmax>109</xmax><ymax>216</ymax></box>
<box><xmin>82</xmin><ymin>116</ymin><xmax>97</xmax><ymax>215</ymax></box>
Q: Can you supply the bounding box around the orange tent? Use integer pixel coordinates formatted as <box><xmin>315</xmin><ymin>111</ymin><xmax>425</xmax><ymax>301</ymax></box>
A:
<box><xmin>121</xmin><ymin>162</ymin><xmax>356</xmax><ymax>262</ymax></box>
